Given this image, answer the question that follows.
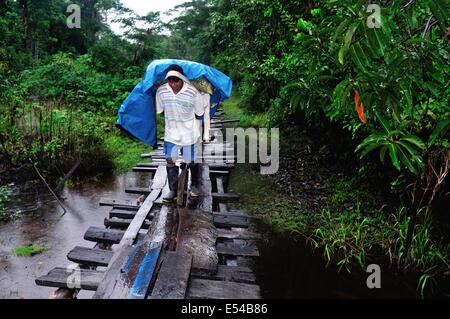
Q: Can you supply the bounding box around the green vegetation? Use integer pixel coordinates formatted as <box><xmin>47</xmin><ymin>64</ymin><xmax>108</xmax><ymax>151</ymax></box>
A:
<box><xmin>1</xmin><ymin>0</ymin><xmax>449</xmax><ymax>297</ymax></box>
<box><xmin>106</xmin><ymin>135</ymin><xmax>150</xmax><ymax>175</ymax></box>
<box><xmin>14</xmin><ymin>244</ymin><xmax>48</xmax><ymax>257</ymax></box>
<box><xmin>0</xmin><ymin>184</ymin><xmax>20</xmax><ymax>222</ymax></box>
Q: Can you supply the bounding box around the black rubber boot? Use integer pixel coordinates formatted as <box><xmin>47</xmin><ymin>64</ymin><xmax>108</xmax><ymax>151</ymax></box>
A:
<box><xmin>163</xmin><ymin>164</ymin><xmax>179</xmax><ymax>203</ymax></box>
<box><xmin>189</xmin><ymin>163</ymin><xmax>201</xmax><ymax>197</ymax></box>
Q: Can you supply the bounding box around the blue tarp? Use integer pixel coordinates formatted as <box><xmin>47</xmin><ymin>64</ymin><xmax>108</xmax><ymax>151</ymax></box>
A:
<box><xmin>116</xmin><ymin>59</ymin><xmax>233</xmax><ymax>147</ymax></box>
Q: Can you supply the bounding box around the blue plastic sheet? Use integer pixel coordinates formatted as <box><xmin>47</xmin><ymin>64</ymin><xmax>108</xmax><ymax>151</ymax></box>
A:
<box><xmin>116</xmin><ymin>59</ymin><xmax>233</xmax><ymax>147</ymax></box>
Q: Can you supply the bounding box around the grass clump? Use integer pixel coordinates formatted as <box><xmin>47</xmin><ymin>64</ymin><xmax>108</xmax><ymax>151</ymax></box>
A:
<box><xmin>14</xmin><ymin>244</ymin><xmax>48</xmax><ymax>257</ymax></box>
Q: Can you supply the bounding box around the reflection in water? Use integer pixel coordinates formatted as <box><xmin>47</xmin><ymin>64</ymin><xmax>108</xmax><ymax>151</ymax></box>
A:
<box><xmin>0</xmin><ymin>172</ymin><xmax>152</xmax><ymax>299</ymax></box>
<box><xmin>254</xmin><ymin>223</ymin><xmax>418</xmax><ymax>299</ymax></box>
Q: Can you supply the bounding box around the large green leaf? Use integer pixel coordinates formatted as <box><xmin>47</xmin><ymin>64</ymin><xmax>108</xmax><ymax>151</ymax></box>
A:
<box><xmin>397</xmin><ymin>140</ymin><xmax>421</xmax><ymax>157</ymax></box>
<box><xmin>388</xmin><ymin>143</ymin><xmax>401</xmax><ymax>171</ymax></box>
<box><xmin>428</xmin><ymin>118</ymin><xmax>450</xmax><ymax>146</ymax></box>
<box><xmin>359</xmin><ymin>142</ymin><xmax>383</xmax><ymax>158</ymax></box>
<box><xmin>397</xmin><ymin>146</ymin><xmax>419</xmax><ymax>175</ymax></box>
<box><xmin>338</xmin><ymin>22</ymin><xmax>359</xmax><ymax>65</ymax></box>
<box><xmin>375</xmin><ymin>112</ymin><xmax>392</xmax><ymax>133</ymax></box>
<box><xmin>350</xmin><ymin>44</ymin><xmax>369</xmax><ymax>73</ymax></box>
<box><xmin>401</xmin><ymin>134</ymin><xmax>426</xmax><ymax>150</ymax></box>
<box><xmin>355</xmin><ymin>132</ymin><xmax>385</xmax><ymax>153</ymax></box>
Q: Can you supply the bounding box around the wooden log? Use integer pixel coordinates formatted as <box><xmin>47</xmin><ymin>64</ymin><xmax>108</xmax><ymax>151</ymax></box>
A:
<box><xmin>67</xmin><ymin>246</ymin><xmax>114</xmax><ymax>267</ymax></box>
<box><xmin>213</xmin><ymin>214</ymin><xmax>250</xmax><ymax>228</ymax></box>
<box><xmin>93</xmin><ymin>204</ymin><xmax>174</xmax><ymax>299</ymax></box>
<box><xmin>135</xmin><ymin>162</ymin><xmax>234</xmax><ymax>170</ymax></box>
<box><xmin>84</xmin><ymin>227</ymin><xmax>145</xmax><ymax>245</ymax></box>
<box><xmin>36</xmin><ymin>267</ymin><xmax>104</xmax><ymax>291</ymax></box>
<box><xmin>149</xmin><ymin>251</ymin><xmax>193</xmax><ymax>299</ymax></box>
<box><xmin>99</xmin><ymin>198</ymin><xmax>140</xmax><ymax>210</ymax></box>
<box><xmin>176</xmin><ymin>208</ymin><xmax>218</xmax><ymax>274</ymax></box>
<box><xmin>212</xmin><ymin>192</ymin><xmax>239</xmax><ymax>202</ymax></box>
<box><xmin>217</xmin><ymin>228</ymin><xmax>261</xmax><ymax>240</ymax></box>
<box><xmin>104</xmin><ymin>218</ymin><xmax>151</xmax><ymax>230</ymax></box>
<box><xmin>216</xmin><ymin>177</ymin><xmax>228</xmax><ymax>213</ymax></box>
<box><xmin>216</xmin><ymin>241</ymin><xmax>259</xmax><ymax>257</ymax></box>
<box><xmin>191</xmin><ymin>265</ymin><xmax>256</xmax><ymax>284</ymax></box>
<box><xmin>109</xmin><ymin>209</ymin><xmax>154</xmax><ymax>220</ymax></box>
<box><xmin>125</xmin><ymin>187</ymin><xmax>151</xmax><ymax>195</ymax></box>
<box><xmin>187</xmin><ymin>279</ymin><xmax>260</xmax><ymax>299</ymax></box>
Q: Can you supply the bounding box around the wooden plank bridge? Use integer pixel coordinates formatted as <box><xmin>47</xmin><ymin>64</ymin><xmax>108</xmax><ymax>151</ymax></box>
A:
<box><xmin>35</xmin><ymin>111</ymin><xmax>262</xmax><ymax>299</ymax></box>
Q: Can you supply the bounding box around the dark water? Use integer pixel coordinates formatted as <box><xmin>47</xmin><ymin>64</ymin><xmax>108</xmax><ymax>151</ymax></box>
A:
<box><xmin>0</xmin><ymin>169</ymin><xmax>447</xmax><ymax>299</ymax></box>
<box><xmin>0</xmin><ymin>172</ymin><xmax>152</xmax><ymax>299</ymax></box>
<box><xmin>253</xmin><ymin>223</ymin><xmax>419</xmax><ymax>299</ymax></box>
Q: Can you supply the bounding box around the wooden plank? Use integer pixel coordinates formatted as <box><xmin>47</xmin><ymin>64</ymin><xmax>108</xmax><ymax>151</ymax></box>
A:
<box><xmin>109</xmin><ymin>209</ymin><xmax>154</xmax><ymax>220</ymax></box>
<box><xmin>125</xmin><ymin>187</ymin><xmax>151</xmax><ymax>195</ymax></box>
<box><xmin>213</xmin><ymin>214</ymin><xmax>249</xmax><ymax>228</ymax></box>
<box><xmin>210</xmin><ymin>119</ymin><xmax>240</xmax><ymax>125</ymax></box>
<box><xmin>187</xmin><ymin>279</ymin><xmax>260</xmax><ymax>299</ymax></box>
<box><xmin>136</xmin><ymin>162</ymin><xmax>234</xmax><ymax>169</ymax></box>
<box><xmin>191</xmin><ymin>265</ymin><xmax>256</xmax><ymax>284</ymax></box>
<box><xmin>104</xmin><ymin>218</ymin><xmax>151</xmax><ymax>230</ymax></box>
<box><xmin>212</xmin><ymin>192</ymin><xmax>239</xmax><ymax>202</ymax></box>
<box><xmin>36</xmin><ymin>267</ymin><xmax>104</xmax><ymax>291</ymax></box>
<box><xmin>216</xmin><ymin>242</ymin><xmax>259</xmax><ymax>257</ymax></box>
<box><xmin>84</xmin><ymin>227</ymin><xmax>145</xmax><ymax>245</ymax></box>
<box><xmin>128</xmin><ymin>243</ymin><xmax>162</xmax><ymax>299</ymax></box>
<box><xmin>67</xmin><ymin>246</ymin><xmax>113</xmax><ymax>267</ymax></box>
<box><xmin>99</xmin><ymin>198</ymin><xmax>140</xmax><ymax>208</ymax></box>
<box><xmin>176</xmin><ymin>208</ymin><xmax>218</xmax><ymax>273</ymax></box>
<box><xmin>93</xmin><ymin>205</ymin><xmax>174</xmax><ymax>299</ymax></box>
<box><xmin>217</xmin><ymin>228</ymin><xmax>261</xmax><ymax>240</ymax></box>
<box><xmin>119</xmin><ymin>165</ymin><xmax>166</xmax><ymax>247</ymax></box>
<box><xmin>216</xmin><ymin>177</ymin><xmax>227</xmax><ymax>213</ymax></box>
<box><xmin>149</xmin><ymin>251</ymin><xmax>193</xmax><ymax>299</ymax></box>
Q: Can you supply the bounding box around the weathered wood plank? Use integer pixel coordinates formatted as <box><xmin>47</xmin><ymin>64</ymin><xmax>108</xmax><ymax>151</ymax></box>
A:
<box><xmin>84</xmin><ymin>227</ymin><xmax>145</xmax><ymax>245</ymax></box>
<box><xmin>128</xmin><ymin>243</ymin><xmax>162</xmax><ymax>299</ymax></box>
<box><xmin>99</xmin><ymin>198</ymin><xmax>140</xmax><ymax>208</ymax></box>
<box><xmin>191</xmin><ymin>265</ymin><xmax>256</xmax><ymax>284</ymax></box>
<box><xmin>104</xmin><ymin>218</ymin><xmax>151</xmax><ymax>230</ymax></box>
<box><xmin>217</xmin><ymin>228</ymin><xmax>261</xmax><ymax>240</ymax></box>
<box><xmin>216</xmin><ymin>177</ymin><xmax>228</xmax><ymax>213</ymax></box>
<box><xmin>93</xmin><ymin>205</ymin><xmax>174</xmax><ymax>299</ymax></box>
<box><xmin>36</xmin><ymin>267</ymin><xmax>104</xmax><ymax>291</ymax></box>
<box><xmin>109</xmin><ymin>208</ymin><xmax>154</xmax><ymax>220</ymax></box>
<box><xmin>135</xmin><ymin>162</ymin><xmax>234</xmax><ymax>170</ymax></box>
<box><xmin>177</xmin><ymin>208</ymin><xmax>218</xmax><ymax>274</ymax></box>
<box><xmin>119</xmin><ymin>165</ymin><xmax>167</xmax><ymax>247</ymax></box>
<box><xmin>216</xmin><ymin>242</ymin><xmax>259</xmax><ymax>257</ymax></box>
<box><xmin>187</xmin><ymin>279</ymin><xmax>260</xmax><ymax>299</ymax></box>
<box><xmin>212</xmin><ymin>192</ymin><xmax>239</xmax><ymax>202</ymax></box>
<box><xmin>213</xmin><ymin>214</ymin><xmax>250</xmax><ymax>228</ymax></box>
<box><xmin>125</xmin><ymin>187</ymin><xmax>151</xmax><ymax>195</ymax></box>
<box><xmin>149</xmin><ymin>251</ymin><xmax>193</xmax><ymax>299</ymax></box>
<box><xmin>67</xmin><ymin>246</ymin><xmax>114</xmax><ymax>267</ymax></box>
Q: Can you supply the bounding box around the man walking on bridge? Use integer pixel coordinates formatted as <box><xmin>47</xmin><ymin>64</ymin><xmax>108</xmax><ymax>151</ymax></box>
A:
<box><xmin>156</xmin><ymin>65</ymin><xmax>204</xmax><ymax>203</ymax></box>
